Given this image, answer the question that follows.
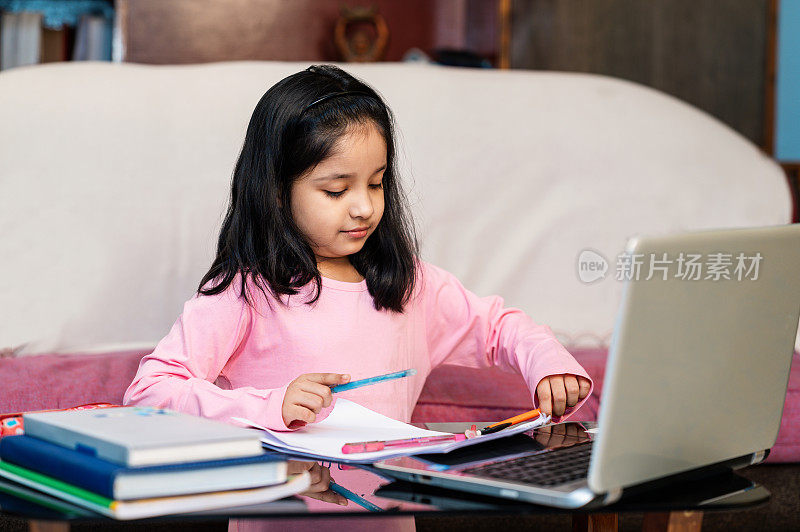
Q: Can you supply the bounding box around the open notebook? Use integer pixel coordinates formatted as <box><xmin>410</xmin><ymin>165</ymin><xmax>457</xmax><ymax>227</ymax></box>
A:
<box><xmin>233</xmin><ymin>399</ymin><xmax>549</xmax><ymax>464</ymax></box>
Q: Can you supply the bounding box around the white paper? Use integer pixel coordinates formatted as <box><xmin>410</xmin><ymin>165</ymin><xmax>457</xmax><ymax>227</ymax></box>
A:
<box><xmin>233</xmin><ymin>398</ymin><xmax>550</xmax><ymax>463</ymax></box>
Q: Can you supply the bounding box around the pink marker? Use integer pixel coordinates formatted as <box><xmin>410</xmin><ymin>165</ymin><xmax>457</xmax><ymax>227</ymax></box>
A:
<box><xmin>342</xmin><ymin>433</ymin><xmax>466</xmax><ymax>454</ymax></box>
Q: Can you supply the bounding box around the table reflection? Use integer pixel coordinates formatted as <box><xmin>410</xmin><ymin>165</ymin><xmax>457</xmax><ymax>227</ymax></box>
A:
<box><xmin>284</xmin><ymin>459</ymin><xmax>429</xmax><ymax>513</ymax></box>
<box><xmin>233</xmin><ymin>460</ymin><xmax>422</xmax><ymax>532</ymax></box>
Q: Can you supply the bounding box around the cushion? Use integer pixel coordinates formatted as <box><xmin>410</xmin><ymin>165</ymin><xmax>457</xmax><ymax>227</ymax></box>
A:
<box><xmin>411</xmin><ymin>348</ymin><xmax>606</xmax><ymax>424</ymax></box>
<box><xmin>0</xmin><ymin>350</ymin><xmax>145</xmax><ymax>413</ymax></box>
<box><xmin>4</xmin><ymin>348</ymin><xmax>797</xmax><ymax>463</ymax></box>
<box><xmin>413</xmin><ymin>348</ymin><xmax>800</xmax><ymax>464</ymax></box>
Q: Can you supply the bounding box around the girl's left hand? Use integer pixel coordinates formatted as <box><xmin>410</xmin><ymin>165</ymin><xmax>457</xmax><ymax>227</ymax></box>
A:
<box><xmin>536</xmin><ymin>374</ymin><xmax>591</xmax><ymax>417</ymax></box>
<box><xmin>287</xmin><ymin>461</ymin><xmax>348</xmax><ymax>506</ymax></box>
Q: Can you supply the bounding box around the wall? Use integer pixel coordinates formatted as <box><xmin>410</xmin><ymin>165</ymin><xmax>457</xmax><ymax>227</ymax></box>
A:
<box><xmin>509</xmin><ymin>0</ymin><xmax>768</xmax><ymax>146</ymax></box>
<box><xmin>119</xmin><ymin>0</ymin><xmax>437</xmax><ymax>64</ymax></box>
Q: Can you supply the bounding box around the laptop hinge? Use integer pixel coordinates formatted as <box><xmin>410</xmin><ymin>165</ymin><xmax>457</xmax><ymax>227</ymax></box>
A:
<box><xmin>749</xmin><ymin>450</ymin><xmax>767</xmax><ymax>466</ymax></box>
<box><xmin>603</xmin><ymin>488</ymin><xmax>623</xmax><ymax>505</ymax></box>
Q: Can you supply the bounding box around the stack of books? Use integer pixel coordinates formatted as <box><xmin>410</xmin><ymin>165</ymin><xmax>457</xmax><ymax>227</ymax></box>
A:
<box><xmin>0</xmin><ymin>406</ymin><xmax>310</xmax><ymax>519</ymax></box>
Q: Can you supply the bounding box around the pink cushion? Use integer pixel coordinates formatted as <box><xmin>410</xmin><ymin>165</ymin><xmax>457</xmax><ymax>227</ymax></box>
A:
<box><xmin>0</xmin><ymin>350</ymin><xmax>146</xmax><ymax>413</ymax></box>
<box><xmin>413</xmin><ymin>348</ymin><xmax>800</xmax><ymax>464</ymax></box>
<box><xmin>411</xmin><ymin>348</ymin><xmax>606</xmax><ymax>424</ymax></box>
<box><xmin>2</xmin><ymin>348</ymin><xmax>798</xmax><ymax>463</ymax></box>
<box><xmin>773</xmin><ymin>350</ymin><xmax>800</xmax><ymax>462</ymax></box>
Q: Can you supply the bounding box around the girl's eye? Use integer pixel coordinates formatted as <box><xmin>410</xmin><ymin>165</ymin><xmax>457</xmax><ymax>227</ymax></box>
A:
<box><xmin>324</xmin><ymin>184</ymin><xmax>382</xmax><ymax>198</ymax></box>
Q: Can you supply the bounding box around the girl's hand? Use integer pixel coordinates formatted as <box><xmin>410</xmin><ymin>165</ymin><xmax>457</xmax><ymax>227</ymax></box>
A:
<box><xmin>282</xmin><ymin>373</ymin><xmax>350</xmax><ymax>429</ymax></box>
<box><xmin>288</xmin><ymin>461</ymin><xmax>348</xmax><ymax>506</ymax></box>
<box><xmin>532</xmin><ymin>423</ymin><xmax>583</xmax><ymax>449</ymax></box>
<box><xmin>536</xmin><ymin>374</ymin><xmax>591</xmax><ymax>417</ymax></box>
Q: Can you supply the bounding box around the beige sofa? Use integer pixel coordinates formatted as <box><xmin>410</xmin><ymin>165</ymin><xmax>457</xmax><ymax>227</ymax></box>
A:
<box><xmin>0</xmin><ymin>61</ymin><xmax>789</xmax><ymax>356</ymax></box>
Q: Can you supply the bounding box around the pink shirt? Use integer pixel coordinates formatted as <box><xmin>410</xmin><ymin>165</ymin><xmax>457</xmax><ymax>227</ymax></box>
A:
<box><xmin>123</xmin><ymin>261</ymin><xmax>592</xmax><ymax>429</ymax></box>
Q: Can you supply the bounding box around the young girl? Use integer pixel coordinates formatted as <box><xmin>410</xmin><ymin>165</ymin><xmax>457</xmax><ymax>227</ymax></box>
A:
<box><xmin>123</xmin><ymin>64</ymin><xmax>591</xmax><ymax>446</ymax></box>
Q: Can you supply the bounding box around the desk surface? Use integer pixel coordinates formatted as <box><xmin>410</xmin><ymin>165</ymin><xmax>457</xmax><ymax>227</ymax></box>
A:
<box><xmin>0</xmin><ymin>422</ymin><xmax>771</xmax><ymax>525</ymax></box>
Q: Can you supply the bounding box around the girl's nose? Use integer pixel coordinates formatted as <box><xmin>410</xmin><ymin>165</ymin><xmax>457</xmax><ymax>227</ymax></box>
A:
<box><xmin>348</xmin><ymin>188</ymin><xmax>374</xmax><ymax>219</ymax></box>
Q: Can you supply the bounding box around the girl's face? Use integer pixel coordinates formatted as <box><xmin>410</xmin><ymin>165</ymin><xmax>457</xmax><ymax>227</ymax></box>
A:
<box><xmin>290</xmin><ymin>122</ymin><xmax>386</xmax><ymax>267</ymax></box>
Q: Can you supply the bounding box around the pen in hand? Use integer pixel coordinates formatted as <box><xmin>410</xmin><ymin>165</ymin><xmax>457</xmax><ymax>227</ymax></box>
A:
<box><xmin>330</xmin><ymin>369</ymin><xmax>417</xmax><ymax>393</ymax></box>
<box><xmin>282</xmin><ymin>369</ymin><xmax>417</xmax><ymax>428</ymax></box>
<box><xmin>282</xmin><ymin>373</ymin><xmax>351</xmax><ymax>429</ymax></box>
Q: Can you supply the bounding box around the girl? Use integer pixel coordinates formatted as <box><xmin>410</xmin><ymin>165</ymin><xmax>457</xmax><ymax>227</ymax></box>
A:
<box><xmin>123</xmin><ymin>64</ymin><xmax>591</xmax><ymax>445</ymax></box>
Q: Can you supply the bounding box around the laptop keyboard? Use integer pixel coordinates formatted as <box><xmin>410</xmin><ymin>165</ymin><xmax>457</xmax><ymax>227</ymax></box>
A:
<box><xmin>462</xmin><ymin>441</ymin><xmax>593</xmax><ymax>487</ymax></box>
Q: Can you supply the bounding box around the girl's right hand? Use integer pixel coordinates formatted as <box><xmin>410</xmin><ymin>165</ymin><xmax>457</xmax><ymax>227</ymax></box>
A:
<box><xmin>282</xmin><ymin>373</ymin><xmax>350</xmax><ymax>429</ymax></box>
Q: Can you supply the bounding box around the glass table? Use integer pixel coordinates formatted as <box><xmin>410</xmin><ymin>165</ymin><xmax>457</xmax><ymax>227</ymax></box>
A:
<box><xmin>0</xmin><ymin>422</ymin><xmax>771</xmax><ymax>532</ymax></box>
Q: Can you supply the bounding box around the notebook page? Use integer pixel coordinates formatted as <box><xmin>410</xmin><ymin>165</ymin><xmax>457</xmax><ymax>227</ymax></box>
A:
<box><xmin>235</xmin><ymin>399</ymin><xmax>448</xmax><ymax>453</ymax></box>
<box><xmin>233</xmin><ymin>399</ymin><xmax>551</xmax><ymax>463</ymax></box>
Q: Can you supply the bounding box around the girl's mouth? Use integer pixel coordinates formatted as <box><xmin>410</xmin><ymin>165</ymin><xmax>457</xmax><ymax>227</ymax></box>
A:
<box><xmin>343</xmin><ymin>228</ymin><xmax>368</xmax><ymax>238</ymax></box>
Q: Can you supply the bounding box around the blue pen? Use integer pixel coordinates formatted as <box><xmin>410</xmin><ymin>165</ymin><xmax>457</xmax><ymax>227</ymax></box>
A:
<box><xmin>330</xmin><ymin>368</ymin><xmax>417</xmax><ymax>393</ymax></box>
<box><xmin>329</xmin><ymin>481</ymin><xmax>383</xmax><ymax>512</ymax></box>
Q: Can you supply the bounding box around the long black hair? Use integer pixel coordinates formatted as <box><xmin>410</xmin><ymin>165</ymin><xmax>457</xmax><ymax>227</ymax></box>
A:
<box><xmin>198</xmin><ymin>65</ymin><xmax>418</xmax><ymax>313</ymax></box>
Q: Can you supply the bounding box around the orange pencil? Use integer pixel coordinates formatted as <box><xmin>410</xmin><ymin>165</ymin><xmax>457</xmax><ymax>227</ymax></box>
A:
<box><xmin>480</xmin><ymin>408</ymin><xmax>541</xmax><ymax>435</ymax></box>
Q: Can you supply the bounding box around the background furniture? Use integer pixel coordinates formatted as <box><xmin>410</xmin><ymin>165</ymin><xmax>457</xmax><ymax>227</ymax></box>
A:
<box><xmin>0</xmin><ymin>60</ymin><xmax>797</xmax><ymax>529</ymax></box>
<box><xmin>1</xmin><ymin>61</ymin><xmax>791</xmax><ymax>355</ymax></box>
<box><xmin>3</xmin><ymin>1</ymin><xmax>798</xmax><ymax>185</ymax></box>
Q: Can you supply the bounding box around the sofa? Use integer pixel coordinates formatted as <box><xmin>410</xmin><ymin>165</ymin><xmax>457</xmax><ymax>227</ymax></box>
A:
<box><xmin>0</xmin><ymin>62</ymin><xmax>796</xmax><ymax>464</ymax></box>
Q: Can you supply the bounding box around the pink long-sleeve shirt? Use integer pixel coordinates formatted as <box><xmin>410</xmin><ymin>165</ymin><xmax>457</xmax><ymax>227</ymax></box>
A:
<box><xmin>123</xmin><ymin>261</ymin><xmax>592</xmax><ymax>429</ymax></box>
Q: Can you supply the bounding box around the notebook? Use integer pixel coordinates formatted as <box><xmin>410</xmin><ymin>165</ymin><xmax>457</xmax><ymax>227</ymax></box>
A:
<box><xmin>22</xmin><ymin>406</ymin><xmax>264</xmax><ymax>467</ymax></box>
<box><xmin>374</xmin><ymin>225</ymin><xmax>800</xmax><ymax>508</ymax></box>
<box><xmin>234</xmin><ymin>398</ymin><xmax>550</xmax><ymax>463</ymax></box>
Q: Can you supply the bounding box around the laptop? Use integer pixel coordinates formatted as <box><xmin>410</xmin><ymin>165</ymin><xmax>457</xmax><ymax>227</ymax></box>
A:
<box><xmin>374</xmin><ymin>224</ymin><xmax>800</xmax><ymax>508</ymax></box>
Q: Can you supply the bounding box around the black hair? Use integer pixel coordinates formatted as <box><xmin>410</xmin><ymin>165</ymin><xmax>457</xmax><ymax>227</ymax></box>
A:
<box><xmin>198</xmin><ymin>65</ymin><xmax>418</xmax><ymax>313</ymax></box>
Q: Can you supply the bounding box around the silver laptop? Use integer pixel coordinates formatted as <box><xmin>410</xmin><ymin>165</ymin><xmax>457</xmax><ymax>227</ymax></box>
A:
<box><xmin>375</xmin><ymin>224</ymin><xmax>800</xmax><ymax>508</ymax></box>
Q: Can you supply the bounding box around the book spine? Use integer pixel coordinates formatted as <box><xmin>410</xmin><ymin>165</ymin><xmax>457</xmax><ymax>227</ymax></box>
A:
<box><xmin>22</xmin><ymin>416</ymin><xmax>128</xmax><ymax>466</ymax></box>
<box><xmin>0</xmin><ymin>436</ymin><xmax>116</xmax><ymax>498</ymax></box>
<box><xmin>0</xmin><ymin>461</ymin><xmax>113</xmax><ymax>515</ymax></box>
<box><xmin>0</xmin><ymin>477</ymin><xmax>95</xmax><ymax>518</ymax></box>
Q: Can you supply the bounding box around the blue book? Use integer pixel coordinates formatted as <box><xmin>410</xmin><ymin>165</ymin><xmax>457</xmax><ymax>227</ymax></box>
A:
<box><xmin>0</xmin><ymin>435</ymin><xmax>286</xmax><ymax>500</ymax></box>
